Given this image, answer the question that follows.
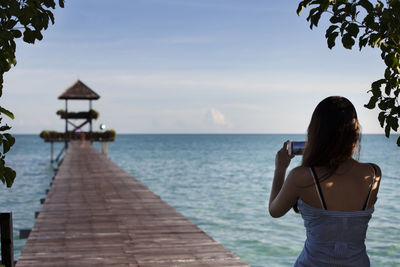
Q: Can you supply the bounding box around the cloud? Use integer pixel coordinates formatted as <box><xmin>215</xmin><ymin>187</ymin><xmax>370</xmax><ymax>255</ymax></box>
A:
<box><xmin>204</xmin><ymin>108</ymin><xmax>230</xmax><ymax>127</ymax></box>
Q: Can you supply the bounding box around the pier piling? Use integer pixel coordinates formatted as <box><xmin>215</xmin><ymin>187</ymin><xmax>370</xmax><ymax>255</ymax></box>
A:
<box><xmin>0</xmin><ymin>213</ymin><xmax>14</xmax><ymax>267</ymax></box>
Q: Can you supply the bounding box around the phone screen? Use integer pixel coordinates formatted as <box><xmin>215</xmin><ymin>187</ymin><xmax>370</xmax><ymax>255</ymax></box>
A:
<box><xmin>291</xmin><ymin>141</ymin><xmax>306</xmax><ymax>155</ymax></box>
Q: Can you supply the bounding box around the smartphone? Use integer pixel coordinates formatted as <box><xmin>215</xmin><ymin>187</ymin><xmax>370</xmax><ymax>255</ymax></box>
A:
<box><xmin>288</xmin><ymin>141</ymin><xmax>306</xmax><ymax>156</ymax></box>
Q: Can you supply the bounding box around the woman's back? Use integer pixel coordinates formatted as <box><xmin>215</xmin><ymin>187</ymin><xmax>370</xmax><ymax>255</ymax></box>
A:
<box><xmin>296</xmin><ymin>159</ymin><xmax>380</xmax><ymax>212</ymax></box>
<box><xmin>293</xmin><ymin>160</ymin><xmax>381</xmax><ymax>266</ymax></box>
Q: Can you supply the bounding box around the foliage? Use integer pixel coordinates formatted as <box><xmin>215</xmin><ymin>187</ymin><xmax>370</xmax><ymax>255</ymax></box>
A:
<box><xmin>0</xmin><ymin>0</ymin><xmax>64</xmax><ymax>187</ymax></box>
<box><xmin>40</xmin><ymin>130</ymin><xmax>117</xmax><ymax>142</ymax></box>
<box><xmin>0</xmin><ymin>124</ymin><xmax>15</xmax><ymax>187</ymax></box>
<box><xmin>297</xmin><ymin>0</ymin><xmax>400</xmax><ymax>146</ymax></box>
<box><xmin>56</xmin><ymin>109</ymin><xmax>100</xmax><ymax>120</ymax></box>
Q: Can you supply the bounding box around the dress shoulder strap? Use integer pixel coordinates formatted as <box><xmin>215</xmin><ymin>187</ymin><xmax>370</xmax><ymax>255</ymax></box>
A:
<box><xmin>362</xmin><ymin>164</ymin><xmax>377</xmax><ymax>210</ymax></box>
<box><xmin>310</xmin><ymin>167</ymin><xmax>327</xmax><ymax>210</ymax></box>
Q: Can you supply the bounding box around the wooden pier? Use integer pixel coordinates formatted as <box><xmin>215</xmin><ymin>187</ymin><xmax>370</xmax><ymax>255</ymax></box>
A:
<box><xmin>16</xmin><ymin>142</ymin><xmax>248</xmax><ymax>266</ymax></box>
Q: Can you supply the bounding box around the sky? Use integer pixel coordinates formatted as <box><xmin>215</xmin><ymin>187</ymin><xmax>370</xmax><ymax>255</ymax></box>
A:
<box><xmin>3</xmin><ymin>0</ymin><xmax>387</xmax><ymax>134</ymax></box>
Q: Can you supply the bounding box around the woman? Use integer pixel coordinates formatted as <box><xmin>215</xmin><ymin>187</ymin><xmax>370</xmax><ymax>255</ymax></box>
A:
<box><xmin>269</xmin><ymin>96</ymin><xmax>382</xmax><ymax>266</ymax></box>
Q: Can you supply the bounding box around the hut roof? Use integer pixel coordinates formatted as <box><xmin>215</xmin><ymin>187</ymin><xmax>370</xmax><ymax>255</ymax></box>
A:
<box><xmin>58</xmin><ymin>80</ymin><xmax>100</xmax><ymax>100</ymax></box>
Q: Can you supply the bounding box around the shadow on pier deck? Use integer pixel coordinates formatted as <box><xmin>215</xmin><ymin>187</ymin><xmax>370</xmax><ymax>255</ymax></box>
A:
<box><xmin>16</xmin><ymin>142</ymin><xmax>249</xmax><ymax>266</ymax></box>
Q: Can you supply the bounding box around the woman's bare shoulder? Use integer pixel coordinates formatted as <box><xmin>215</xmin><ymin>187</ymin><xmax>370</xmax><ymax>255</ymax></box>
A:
<box><xmin>357</xmin><ymin>161</ymin><xmax>382</xmax><ymax>177</ymax></box>
<box><xmin>286</xmin><ymin>166</ymin><xmax>312</xmax><ymax>187</ymax></box>
<box><xmin>352</xmin><ymin>161</ymin><xmax>382</xmax><ymax>188</ymax></box>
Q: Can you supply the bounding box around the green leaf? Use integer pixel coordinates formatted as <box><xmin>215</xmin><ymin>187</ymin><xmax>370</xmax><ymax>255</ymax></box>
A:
<box><xmin>369</xmin><ymin>33</ymin><xmax>381</xmax><ymax>47</ymax></box>
<box><xmin>359</xmin><ymin>36</ymin><xmax>368</xmax><ymax>50</ymax></box>
<box><xmin>378</xmin><ymin>99</ymin><xmax>389</xmax><ymax>110</ymax></box>
<box><xmin>342</xmin><ymin>34</ymin><xmax>355</xmax><ymax>49</ymax></box>
<box><xmin>327</xmin><ymin>31</ymin><xmax>339</xmax><ymax>49</ymax></box>
<box><xmin>47</xmin><ymin>10</ymin><xmax>55</xmax><ymax>24</ymax></box>
<box><xmin>6</xmin><ymin>57</ymin><xmax>17</xmax><ymax>69</ymax></box>
<box><xmin>44</xmin><ymin>0</ymin><xmax>56</xmax><ymax>9</ymax></box>
<box><xmin>0</xmin><ymin>125</ymin><xmax>11</xmax><ymax>132</ymax></box>
<box><xmin>0</xmin><ymin>106</ymin><xmax>14</xmax><ymax>119</ymax></box>
<box><xmin>395</xmin><ymin>88</ymin><xmax>400</xmax><ymax>97</ymax></box>
<box><xmin>363</xmin><ymin>13</ymin><xmax>377</xmax><ymax>30</ymax></box>
<box><xmin>0</xmin><ymin>166</ymin><xmax>4</xmax><ymax>184</ymax></box>
<box><xmin>3</xmin><ymin>140</ymin><xmax>10</xmax><ymax>154</ymax></box>
<box><xmin>387</xmin><ymin>115</ymin><xmax>399</xmax><ymax>131</ymax></box>
<box><xmin>5</xmin><ymin>20</ymin><xmax>18</xmax><ymax>29</ymax></box>
<box><xmin>378</xmin><ymin>112</ymin><xmax>386</xmax><ymax>127</ymax></box>
<box><xmin>394</xmin><ymin>54</ymin><xmax>399</xmax><ymax>67</ymax></box>
<box><xmin>359</xmin><ymin>0</ymin><xmax>374</xmax><ymax>12</ymax></box>
<box><xmin>385</xmin><ymin>67</ymin><xmax>392</xmax><ymax>79</ymax></box>
<box><xmin>350</xmin><ymin>3</ymin><xmax>357</xmax><ymax>20</ymax></box>
<box><xmin>35</xmin><ymin>30</ymin><xmax>43</xmax><ymax>41</ymax></box>
<box><xmin>340</xmin><ymin>21</ymin><xmax>349</xmax><ymax>35</ymax></box>
<box><xmin>364</xmin><ymin>96</ymin><xmax>379</xmax><ymax>109</ymax></box>
<box><xmin>4</xmin><ymin>134</ymin><xmax>15</xmax><ymax>147</ymax></box>
<box><xmin>371</xmin><ymin>79</ymin><xmax>385</xmax><ymax>96</ymax></box>
<box><xmin>321</xmin><ymin>0</ymin><xmax>331</xmax><ymax>11</ymax></box>
<box><xmin>325</xmin><ymin>25</ymin><xmax>339</xmax><ymax>38</ymax></box>
<box><xmin>385</xmin><ymin>83</ymin><xmax>392</xmax><ymax>96</ymax></box>
<box><xmin>297</xmin><ymin>0</ymin><xmax>312</xmax><ymax>15</ymax></box>
<box><xmin>330</xmin><ymin>14</ymin><xmax>345</xmax><ymax>24</ymax></box>
<box><xmin>308</xmin><ymin>8</ymin><xmax>322</xmax><ymax>29</ymax></box>
<box><xmin>4</xmin><ymin>167</ymin><xmax>16</xmax><ymax>188</ymax></box>
<box><xmin>392</xmin><ymin>119</ymin><xmax>399</xmax><ymax>131</ymax></box>
<box><xmin>32</xmin><ymin>16</ymin><xmax>44</xmax><ymax>31</ymax></box>
<box><xmin>23</xmin><ymin>28</ymin><xmax>36</xmax><ymax>44</ymax></box>
<box><xmin>11</xmin><ymin>30</ymin><xmax>22</xmax><ymax>38</ymax></box>
<box><xmin>380</xmin><ymin>43</ymin><xmax>390</xmax><ymax>54</ymax></box>
<box><xmin>385</xmin><ymin>124</ymin><xmax>391</xmax><ymax>137</ymax></box>
<box><xmin>376</xmin><ymin>1</ymin><xmax>384</xmax><ymax>11</ymax></box>
<box><xmin>297</xmin><ymin>3</ymin><xmax>305</xmax><ymax>15</ymax></box>
<box><xmin>370</xmin><ymin>83</ymin><xmax>381</xmax><ymax>97</ymax></box>
<box><xmin>347</xmin><ymin>23</ymin><xmax>359</xmax><ymax>37</ymax></box>
<box><xmin>384</xmin><ymin>53</ymin><xmax>398</xmax><ymax>68</ymax></box>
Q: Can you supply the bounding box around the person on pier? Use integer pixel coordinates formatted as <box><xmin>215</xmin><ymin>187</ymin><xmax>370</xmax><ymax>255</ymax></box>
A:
<box><xmin>269</xmin><ymin>96</ymin><xmax>382</xmax><ymax>266</ymax></box>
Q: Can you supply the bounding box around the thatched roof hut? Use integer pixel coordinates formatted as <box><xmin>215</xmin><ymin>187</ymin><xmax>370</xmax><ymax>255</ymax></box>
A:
<box><xmin>58</xmin><ymin>80</ymin><xmax>100</xmax><ymax>100</ymax></box>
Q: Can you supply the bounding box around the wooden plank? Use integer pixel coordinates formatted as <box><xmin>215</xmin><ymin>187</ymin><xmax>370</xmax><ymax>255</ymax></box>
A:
<box><xmin>16</xmin><ymin>142</ymin><xmax>248</xmax><ymax>266</ymax></box>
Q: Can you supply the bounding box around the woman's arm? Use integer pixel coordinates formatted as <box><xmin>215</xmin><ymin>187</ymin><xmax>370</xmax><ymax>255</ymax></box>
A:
<box><xmin>368</xmin><ymin>162</ymin><xmax>382</xmax><ymax>207</ymax></box>
<box><xmin>269</xmin><ymin>141</ymin><xmax>301</xmax><ymax>218</ymax></box>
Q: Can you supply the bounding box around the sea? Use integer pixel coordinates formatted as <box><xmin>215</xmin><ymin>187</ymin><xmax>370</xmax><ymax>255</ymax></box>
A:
<box><xmin>1</xmin><ymin>134</ymin><xmax>399</xmax><ymax>266</ymax></box>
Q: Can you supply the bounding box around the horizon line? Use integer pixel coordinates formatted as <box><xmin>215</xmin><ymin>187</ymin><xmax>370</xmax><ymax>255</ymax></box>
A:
<box><xmin>11</xmin><ymin>132</ymin><xmax>393</xmax><ymax>135</ymax></box>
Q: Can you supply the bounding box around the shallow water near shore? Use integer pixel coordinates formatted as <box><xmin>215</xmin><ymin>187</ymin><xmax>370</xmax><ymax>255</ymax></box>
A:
<box><xmin>2</xmin><ymin>134</ymin><xmax>399</xmax><ymax>266</ymax></box>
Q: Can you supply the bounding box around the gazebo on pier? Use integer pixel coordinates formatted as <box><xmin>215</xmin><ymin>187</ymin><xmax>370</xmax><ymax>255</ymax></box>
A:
<box><xmin>58</xmin><ymin>80</ymin><xmax>100</xmax><ymax>148</ymax></box>
<box><xmin>40</xmin><ymin>80</ymin><xmax>116</xmax><ymax>162</ymax></box>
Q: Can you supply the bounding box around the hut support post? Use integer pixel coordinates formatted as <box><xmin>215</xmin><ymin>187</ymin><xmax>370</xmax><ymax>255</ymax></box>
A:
<box><xmin>65</xmin><ymin>100</ymin><xmax>69</xmax><ymax>149</ymax></box>
<box><xmin>0</xmin><ymin>212</ymin><xmax>14</xmax><ymax>267</ymax></box>
<box><xmin>56</xmin><ymin>146</ymin><xmax>66</xmax><ymax>164</ymax></box>
<box><xmin>50</xmin><ymin>142</ymin><xmax>54</xmax><ymax>163</ymax></box>
<box><xmin>101</xmin><ymin>142</ymin><xmax>108</xmax><ymax>157</ymax></box>
<box><xmin>89</xmin><ymin>100</ymin><xmax>93</xmax><ymax>141</ymax></box>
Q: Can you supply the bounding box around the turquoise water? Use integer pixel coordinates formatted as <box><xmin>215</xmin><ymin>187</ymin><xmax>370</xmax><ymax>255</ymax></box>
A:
<box><xmin>2</xmin><ymin>134</ymin><xmax>400</xmax><ymax>266</ymax></box>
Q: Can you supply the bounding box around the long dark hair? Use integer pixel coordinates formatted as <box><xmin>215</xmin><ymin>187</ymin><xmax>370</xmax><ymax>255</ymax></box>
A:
<box><xmin>293</xmin><ymin>96</ymin><xmax>361</xmax><ymax>213</ymax></box>
<box><xmin>302</xmin><ymin>96</ymin><xmax>361</xmax><ymax>172</ymax></box>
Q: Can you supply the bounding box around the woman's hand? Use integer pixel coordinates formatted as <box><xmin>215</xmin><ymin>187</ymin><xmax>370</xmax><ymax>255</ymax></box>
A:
<box><xmin>275</xmin><ymin>140</ymin><xmax>294</xmax><ymax>172</ymax></box>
